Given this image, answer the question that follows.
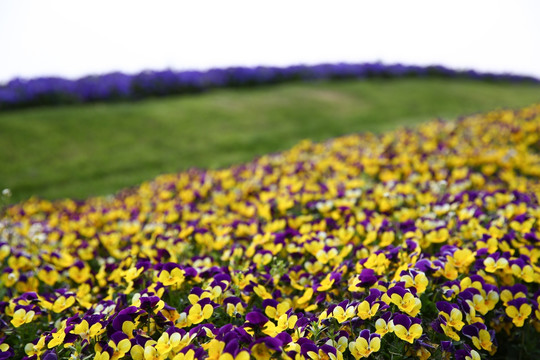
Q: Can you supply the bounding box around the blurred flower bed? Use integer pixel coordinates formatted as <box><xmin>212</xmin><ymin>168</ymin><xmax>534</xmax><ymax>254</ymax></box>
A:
<box><xmin>1</xmin><ymin>104</ymin><xmax>540</xmax><ymax>359</ymax></box>
<box><xmin>1</xmin><ymin>63</ymin><xmax>539</xmax><ymax>110</ymax></box>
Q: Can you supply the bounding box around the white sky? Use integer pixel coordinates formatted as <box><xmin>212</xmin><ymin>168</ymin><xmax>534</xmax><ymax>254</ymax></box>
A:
<box><xmin>1</xmin><ymin>0</ymin><xmax>539</xmax><ymax>83</ymax></box>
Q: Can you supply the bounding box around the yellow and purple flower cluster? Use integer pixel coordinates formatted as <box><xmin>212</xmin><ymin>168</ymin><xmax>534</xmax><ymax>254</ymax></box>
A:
<box><xmin>1</xmin><ymin>104</ymin><xmax>540</xmax><ymax>360</ymax></box>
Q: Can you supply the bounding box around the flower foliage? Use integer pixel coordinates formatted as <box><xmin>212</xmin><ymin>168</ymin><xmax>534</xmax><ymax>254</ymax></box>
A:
<box><xmin>1</xmin><ymin>63</ymin><xmax>539</xmax><ymax>110</ymax></box>
<box><xmin>1</xmin><ymin>104</ymin><xmax>540</xmax><ymax>360</ymax></box>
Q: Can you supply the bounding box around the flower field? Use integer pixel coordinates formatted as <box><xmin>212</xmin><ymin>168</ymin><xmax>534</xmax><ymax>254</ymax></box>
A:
<box><xmin>1</xmin><ymin>63</ymin><xmax>538</xmax><ymax>110</ymax></box>
<box><xmin>1</xmin><ymin>104</ymin><xmax>540</xmax><ymax>359</ymax></box>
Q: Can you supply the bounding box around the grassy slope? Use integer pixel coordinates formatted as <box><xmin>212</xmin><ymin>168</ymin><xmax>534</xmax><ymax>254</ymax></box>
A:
<box><xmin>1</xmin><ymin>78</ymin><xmax>539</xmax><ymax>202</ymax></box>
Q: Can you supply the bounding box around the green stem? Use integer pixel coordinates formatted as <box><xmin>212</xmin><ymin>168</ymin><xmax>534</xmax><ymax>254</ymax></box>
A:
<box><xmin>519</xmin><ymin>328</ymin><xmax>525</xmax><ymax>360</ymax></box>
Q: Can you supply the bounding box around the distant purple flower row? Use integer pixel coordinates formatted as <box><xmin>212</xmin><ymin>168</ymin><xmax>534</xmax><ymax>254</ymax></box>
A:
<box><xmin>1</xmin><ymin>62</ymin><xmax>538</xmax><ymax>110</ymax></box>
